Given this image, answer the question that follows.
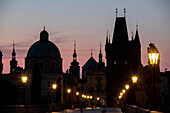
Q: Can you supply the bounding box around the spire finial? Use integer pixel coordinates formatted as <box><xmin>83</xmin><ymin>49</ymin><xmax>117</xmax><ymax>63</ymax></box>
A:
<box><xmin>74</xmin><ymin>40</ymin><xmax>76</xmax><ymax>53</ymax></box>
<box><xmin>13</xmin><ymin>41</ymin><xmax>15</xmax><ymax>51</ymax></box>
<box><xmin>43</xmin><ymin>26</ymin><xmax>45</xmax><ymax>30</ymax></box>
<box><xmin>132</xmin><ymin>31</ymin><xmax>134</xmax><ymax>41</ymax></box>
<box><xmin>136</xmin><ymin>23</ymin><xmax>138</xmax><ymax>31</ymax></box>
<box><xmin>109</xmin><ymin>34</ymin><xmax>111</xmax><ymax>43</ymax></box>
<box><xmin>124</xmin><ymin>8</ymin><xmax>126</xmax><ymax>17</ymax></box>
<box><xmin>91</xmin><ymin>49</ymin><xmax>93</xmax><ymax>57</ymax></box>
<box><xmin>116</xmin><ymin>8</ymin><xmax>118</xmax><ymax>17</ymax></box>
<box><xmin>100</xmin><ymin>41</ymin><xmax>102</xmax><ymax>53</ymax></box>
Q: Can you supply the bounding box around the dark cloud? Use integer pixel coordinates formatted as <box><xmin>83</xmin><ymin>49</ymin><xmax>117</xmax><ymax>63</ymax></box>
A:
<box><xmin>52</xmin><ymin>36</ymin><xmax>71</xmax><ymax>44</ymax></box>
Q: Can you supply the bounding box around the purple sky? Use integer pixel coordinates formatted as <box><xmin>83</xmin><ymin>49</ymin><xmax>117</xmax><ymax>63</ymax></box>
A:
<box><xmin>0</xmin><ymin>0</ymin><xmax>170</xmax><ymax>74</ymax></box>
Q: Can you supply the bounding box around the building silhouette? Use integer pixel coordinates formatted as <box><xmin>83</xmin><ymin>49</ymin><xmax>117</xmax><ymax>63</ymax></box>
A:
<box><xmin>105</xmin><ymin>9</ymin><xmax>142</xmax><ymax>106</ymax></box>
<box><xmin>25</xmin><ymin>27</ymin><xmax>62</xmax><ymax>74</ymax></box>
<box><xmin>10</xmin><ymin>42</ymin><xmax>18</xmax><ymax>73</ymax></box>
<box><xmin>0</xmin><ymin>51</ymin><xmax>3</xmax><ymax>75</ymax></box>
<box><xmin>69</xmin><ymin>41</ymin><xmax>80</xmax><ymax>80</ymax></box>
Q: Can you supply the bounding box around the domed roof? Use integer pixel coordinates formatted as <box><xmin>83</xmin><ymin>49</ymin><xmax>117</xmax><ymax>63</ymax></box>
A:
<box><xmin>27</xmin><ymin>41</ymin><xmax>61</xmax><ymax>58</ymax></box>
<box><xmin>26</xmin><ymin>28</ymin><xmax>61</xmax><ymax>58</ymax></box>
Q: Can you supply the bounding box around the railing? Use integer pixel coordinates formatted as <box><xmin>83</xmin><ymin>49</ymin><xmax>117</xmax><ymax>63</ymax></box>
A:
<box><xmin>126</xmin><ymin>105</ymin><xmax>163</xmax><ymax>113</ymax></box>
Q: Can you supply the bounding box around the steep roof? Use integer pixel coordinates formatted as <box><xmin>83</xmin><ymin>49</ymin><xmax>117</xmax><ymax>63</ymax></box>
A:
<box><xmin>112</xmin><ymin>17</ymin><xmax>129</xmax><ymax>47</ymax></box>
<box><xmin>82</xmin><ymin>57</ymin><xmax>98</xmax><ymax>68</ymax></box>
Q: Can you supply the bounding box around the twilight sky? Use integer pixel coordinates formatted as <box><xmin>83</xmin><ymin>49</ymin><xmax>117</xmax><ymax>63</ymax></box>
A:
<box><xmin>0</xmin><ymin>0</ymin><xmax>170</xmax><ymax>74</ymax></box>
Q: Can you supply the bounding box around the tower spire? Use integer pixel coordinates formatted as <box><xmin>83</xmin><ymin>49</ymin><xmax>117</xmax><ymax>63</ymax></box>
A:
<box><xmin>124</xmin><ymin>8</ymin><xmax>126</xmax><ymax>17</ymax></box>
<box><xmin>132</xmin><ymin>31</ymin><xmax>134</xmax><ymax>41</ymax></box>
<box><xmin>109</xmin><ymin>34</ymin><xmax>111</xmax><ymax>43</ymax></box>
<box><xmin>12</xmin><ymin>41</ymin><xmax>16</xmax><ymax>59</ymax></box>
<box><xmin>116</xmin><ymin>8</ymin><xmax>118</xmax><ymax>17</ymax></box>
<box><xmin>74</xmin><ymin>40</ymin><xmax>76</xmax><ymax>53</ymax></box>
<box><xmin>99</xmin><ymin>41</ymin><xmax>103</xmax><ymax>63</ymax></box>
<box><xmin>106</xmin><ymin>30</ymin><xmax>109</xmax><ymax>44</ymax></box>
<box><xmin>134</xmin><ymin>24</ymin><xmax>140</xmax><ymax>45</ymax></box>
<box><xmin>100</xmin><ymin>41</ymin><xmax>102</xmax><ymax>53</ymax></box>
<box><xmin>91</xmin><ymin>49</ymin><xmax>93</xmax><ymax>57</ymax></box>
<box><xmin>10</xmin><ymin>41</ymin><xmax>18</xmax><ymax>73</ymax></box>
<box><xmin>73</xmin><ymin>41</ymin><xmax>77</xmax><ymax>61</ymax></box>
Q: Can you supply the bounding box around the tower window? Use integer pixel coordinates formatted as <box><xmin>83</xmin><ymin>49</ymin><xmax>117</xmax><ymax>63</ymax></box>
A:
<box><xmin>114</xmin><ymin>61</ymin><xmax>116</xmax><ymax>65</ymax></box>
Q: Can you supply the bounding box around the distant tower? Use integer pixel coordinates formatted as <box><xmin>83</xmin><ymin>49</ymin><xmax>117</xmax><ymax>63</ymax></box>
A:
<box><xmin>105</xmin><ymin>9</ymin><xmax>142</xmax><ymax>106</ymax></box>
<box><xmin>98</xmin><ymin>42</ymin><xmax>105</xmax><ymax>70</ymax></box>
<box><xmin>0</xmin><ymin>51</ymin><xmax>3</xmax><ymax>75</ymax></box>
<box><xmin>10</xmin><ymin>41</ymin><xmax>18</xmax><ymax>73</ymax></box>
<box><xmin>82</xmin><ymin>50</ymin><xmax>98</xmax><ymax>79</ymax></box>
<box><xmin>69</xmin><ymin>41</ymin><xmax>80</xmax><ymax>79</ymax></box>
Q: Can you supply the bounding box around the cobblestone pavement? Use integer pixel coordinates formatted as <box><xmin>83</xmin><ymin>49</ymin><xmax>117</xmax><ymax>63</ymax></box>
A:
<box><xmin>50</xmin><ymin>107</ymin><xmax>122</xmax><ymax>113</ymax></box>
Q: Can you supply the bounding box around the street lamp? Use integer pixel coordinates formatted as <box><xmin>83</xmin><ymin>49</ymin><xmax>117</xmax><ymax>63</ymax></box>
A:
<box><xmin>97</xmin><ymin>97</ymin><xmax>100</xmax><ymax>100</ymax></box>
<box><xmin>76</xmin><ymin>92</ymin><xmax>79</xmax><ymax>96</ymax></box>
<box><xmin>76</xmin><ymin>92</ymin><xmax>79</xmax><ymax>104</ymax></box>
<box><xmin>119</xmin><ymin>95</ymin><xmax>122</xmax><ymax>99</ymax></box>
<box><xmin>84</xmin><ymin>95</ymin><xmax>87</xmax><ymax>99</ymax></box>
<box><xmin>131</xmin><ymin>76</ymin><xmax>138</xmax><ymax>105</ymax></box>
<box><xmin>148</xmin><ymin>43</ymin><xmax>160</xmax><ymax>110</ymax></box>
<box><xmin>67</xmin><ymin>88</ymin><xmax>71</xmax><ymax>104</ymax></box>
<box><xmin>52</xmin><ymin>84</ymin><xmax>57</xmax><ymax>103</ymax></box>
<box><xmin>82</xmin><ymin>94</ymin><xmax>85</xmax><ymax>98</ymax></box>
<box><xmin>21</xmin><ymin>76</ymin><xmax>28</xmax><ymax>104</ymax></box>
<box><xmin>90</xmin><ymin>96</ymin><xmax>93</xmax><ymax>99</ymax></box>
<box><xmin>132</xmin><ymin>76</ymin><xmax>138</xmax><ymax>83</ymax></box>
<box><xmin>125</xmin><ymin>85</ymin><xmax>130</xmax><ymax>90</ymax></box>
<box><xmin>67</xmin><ymin>89</ymin><xmax>71</xmax><ymax>93</ymax></box>
<box><xmin>122</xmin><ymin>89</ymin><xmax>126</xmax><ymax>94</ymax></box>
<box><xmin>120</xmin><ymin>92</ymin><xmax>123</xmax><ymax>96</ymax></box>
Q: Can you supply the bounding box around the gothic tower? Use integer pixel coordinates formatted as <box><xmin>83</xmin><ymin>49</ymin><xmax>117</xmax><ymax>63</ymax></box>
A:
<box><xmin>105</xmin><ymin>9</ymin><xmax>142</xmax><ymax>106</ymax></box>
<box><xmin>10</xmin><ymin>42</ymin><xmax>18</xmax><ymax>73</ymax></box>
<box><xmin>0</xmin><ymin>51</ymin><xmax>3</xmax><ymax>75</ymax></box>
<box><xmin>98</xmin><ymin>42</ymin><xmax>105</xmax><ymax>70</ymax></box>
<box><xmin>69</xmin><ymin>41</ymin><xmax>80</xmax><ymax>79</ymax></box>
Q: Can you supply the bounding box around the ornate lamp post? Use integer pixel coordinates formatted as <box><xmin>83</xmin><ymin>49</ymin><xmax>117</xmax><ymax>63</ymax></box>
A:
<box><xmin>52</xmin><ymin>84</ymin><xmax>57</xmax><ymax>104</ymax></box>
<box><xmin>21</xmin><ymin>76</ymin><xmax>28</xmax><ymax>104</ymax></box>
<box><xmin>148</xmin><ymin>43</ymin><xmax>160</xmax><ymax>110</ymax></box>
<box><xmin>67</xmin><ymin>88</ymin><xmax>71</xmax><ymax>104</ymax></box>
<box><xmin>125</xmin><ymin>85</ymin><xmax>130</xmax><ymax>90</ymax></box>
<box><xmin>76</xmin><ymin>92</ymin><xmax>79</xmax><ymax>104</ymax></box>
<box><xmin>131</xmin><ymin>76</ymin><xmax>138</xmax><ymax>105</ymax></box>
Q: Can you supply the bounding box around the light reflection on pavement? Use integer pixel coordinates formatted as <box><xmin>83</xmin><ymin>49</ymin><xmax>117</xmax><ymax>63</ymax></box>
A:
<box><xmin>48</xmin><ymin>107</ymin><xmax>122</xmax><ymax>113</ymax></box>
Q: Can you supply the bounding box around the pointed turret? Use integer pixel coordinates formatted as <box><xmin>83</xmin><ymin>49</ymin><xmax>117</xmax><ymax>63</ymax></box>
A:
<box><xmin>10</xmin><ymin>41</ymin><xmax>18</xmax><ymax>73</ymax></box>
<box><xmin>98</xmin><ymin>41</ymin><xmax>102</xmax><ymax>63</ymax></box>
<box><xmin>70</xmin><ymin>41</ymin><xmax>80</xmax><ymax>79</ymax></box>
<box><xmin>134</xmin><ymin>24</ymin><xmax>141</xmax><ymax>45</ymax></box>
<box><xmin>106</xmin><ymin>30</ymin><xmax>109</xmax><ymax>44</ymax></box>
<box><xmin>12</xmin><ymin>41</ymin><xmax>16</xmax><ymax>59</ymax></box>
<box><xmin>112</xmin><ymin>9</ymin><xmax>129</xmax><ymax>47</ymax></box>
<box><xmin>73</xmin><ymin>41</ymin><xmax>77</xmax><ymax>61</ymax></box>
<box><xmin>71</xmin><ymin>41</ymin><xmax>79</xmax><ymax>66</ymax></box>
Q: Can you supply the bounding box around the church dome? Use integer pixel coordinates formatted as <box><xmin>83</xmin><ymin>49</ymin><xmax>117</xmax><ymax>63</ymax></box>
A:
<box><xmin>26</xmin><ymin>28</ymin><xmax>61</xmax><ymax>58</ymax></box>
